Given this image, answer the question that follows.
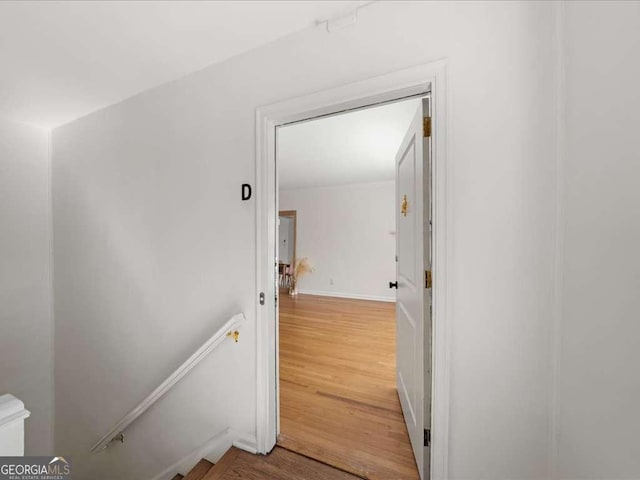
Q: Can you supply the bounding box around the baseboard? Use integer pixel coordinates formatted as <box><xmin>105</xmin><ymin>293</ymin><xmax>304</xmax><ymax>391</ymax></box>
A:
<box><xmin>296</xmin><ymin>289</ymin><xmax>396</xmax><ymax>303</ymax></box>
<box><xmin>149</xmin><ymin>427</ymin><xmax>233</xmax><ymax>480</ymax></box>
<box><xmin>231</xmin><ymin>431</ymin><xmax>258</xmax><ymax>454</ymax></box>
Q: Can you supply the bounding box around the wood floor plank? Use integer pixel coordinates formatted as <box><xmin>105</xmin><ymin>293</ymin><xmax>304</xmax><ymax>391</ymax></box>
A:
<box><xmin>278</xmin><ymin>293</ymin><xmax>420</xmax><ymax>480</ymax></box>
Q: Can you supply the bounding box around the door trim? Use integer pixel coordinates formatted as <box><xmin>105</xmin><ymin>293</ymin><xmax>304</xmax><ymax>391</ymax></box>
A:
<box><xmin>255</xmin><ymin>60</ymin><xmax>451</xmax><ymax>480</ymax></box>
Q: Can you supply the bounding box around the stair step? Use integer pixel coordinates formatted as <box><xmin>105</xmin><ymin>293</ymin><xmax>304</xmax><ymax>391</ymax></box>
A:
<box><xmin>183</xmin><ymin>459</ymin><xmax>214</xmax><ymax>480</ymax></box>
<box><xmin>200</xmin><ymin>446</ymin><xmax>362</xmax><ymax>480</ymax></box>
<box><xmin>200</xmin><ymin>447</ymin><xmax>241</xmax><ymax>480</ymax></box>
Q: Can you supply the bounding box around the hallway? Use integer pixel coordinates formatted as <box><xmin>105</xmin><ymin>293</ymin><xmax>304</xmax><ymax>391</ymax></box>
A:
<box><xmin>278</xmin><ymin>293</ymin><xmax>419</xmax><ymax>479</ymax></box>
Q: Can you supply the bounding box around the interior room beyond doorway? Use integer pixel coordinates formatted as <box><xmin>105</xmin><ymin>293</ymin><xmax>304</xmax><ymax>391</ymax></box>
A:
<box><xmin>276</xmin><ymin>98</ymin><xmax>423</xmax><ymax>479</ymax></box>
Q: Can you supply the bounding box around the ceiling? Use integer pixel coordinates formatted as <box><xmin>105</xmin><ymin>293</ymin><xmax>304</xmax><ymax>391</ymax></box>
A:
<box><xmin>278</xmin><ymin>98</ymin><xmax>422</xmax><ymax>190</ymax></box>
<box><xmin>0</xmin><ymin>1</ymin><xmax>369</xmax><ymax>129</ymax></box>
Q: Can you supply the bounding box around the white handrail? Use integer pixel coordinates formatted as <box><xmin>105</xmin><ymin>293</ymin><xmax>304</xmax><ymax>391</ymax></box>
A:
<box><xmin>90</xmin><ymin>312</ymin><xmax>246</xmax><ymax>453</ymax></box>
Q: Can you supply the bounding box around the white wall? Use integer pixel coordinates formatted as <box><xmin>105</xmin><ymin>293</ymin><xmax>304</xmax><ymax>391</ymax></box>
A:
<box><xmin>0</xmin><ymin>117</ymin><xmax>53</xmax><ymax>455</ymax></box>
<box><xmin>556</xmin><ymin>2</ymin><xmax>640</xmax><ymax>478</ymax></box>
<box><xmin>52</xmin><ymin>2</ymin><xmax>557</xmax><ymax>478</ymax></box>
<box><xmin>280</xmin><ymin>182</ymin><xmax>396</xmax><ymax>301</ymax></box>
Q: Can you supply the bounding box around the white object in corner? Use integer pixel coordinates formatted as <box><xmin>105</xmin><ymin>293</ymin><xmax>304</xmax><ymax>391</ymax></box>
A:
<box><xmin>0</xmin><ymin>394</ymin><xmax>30</xmax><ymax>456</ymax></box>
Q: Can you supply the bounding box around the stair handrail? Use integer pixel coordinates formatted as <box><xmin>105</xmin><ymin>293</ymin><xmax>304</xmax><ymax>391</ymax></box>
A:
<box><xmin>90</xmin><ymin>312</ymin><xmax>246</xmax><ymax>453</ymax></box>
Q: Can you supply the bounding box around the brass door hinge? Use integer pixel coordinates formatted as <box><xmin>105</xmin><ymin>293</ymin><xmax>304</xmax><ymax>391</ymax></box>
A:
<box><xmin>425</xmin><ymin>270</ymin><xmax>432</xmax><ymax>289</ymax></box>
<box><xmin>423</xmin><ymin>117</ymin><xmax>432</xmax><ymax>138</ymax></box>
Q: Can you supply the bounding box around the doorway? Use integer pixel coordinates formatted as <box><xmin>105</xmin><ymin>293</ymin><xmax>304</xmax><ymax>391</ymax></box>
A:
<box><xmin>254</xmin><ymin>63</ymin><xmax>450</xmax><ymax>480</ymax></box>
<box><xmin>277</xmin><ymin>98</ymin><xmax>422</xmax><ymax>479</ymax></box>
<box><xmin>278</xmin><ymin>210</ymin><xmax>297</xmax><ymax>291</ymax></box>
<box><xmin>274</xmin><ymin>94</ymin><xmax>431</xmax><ymax>479</ymax></box>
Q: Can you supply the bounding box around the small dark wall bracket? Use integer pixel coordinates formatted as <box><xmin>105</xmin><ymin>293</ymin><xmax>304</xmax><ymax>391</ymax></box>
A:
<box><xmin>242</xmin><ymin>183</ymin><xmax>252</xmax><ymax>201</ymax></box>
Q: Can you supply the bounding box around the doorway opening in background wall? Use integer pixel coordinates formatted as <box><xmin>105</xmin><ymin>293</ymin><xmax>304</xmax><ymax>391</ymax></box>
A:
<box><xmin>277</xmin><ymin>210</ymin><xmax>297</xmax><ymax>294</ymax></box>
<box><xmin>274</xmin><ymin>95</ymin><xmax>431</xmax><ymax>480</ymax></box>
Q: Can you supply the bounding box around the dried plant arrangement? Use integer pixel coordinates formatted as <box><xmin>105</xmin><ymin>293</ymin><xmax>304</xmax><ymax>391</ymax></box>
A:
<box><xmin>290</xmin><ymin>257</ymin><xmax>313</xmax><ymax>296</ymax></box>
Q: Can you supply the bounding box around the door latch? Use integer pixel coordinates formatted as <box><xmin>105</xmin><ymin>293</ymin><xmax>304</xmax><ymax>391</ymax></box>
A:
<box><xmin>259</xmin><ymin>292</ymin><xmax>265</xmax><ymax>305</ymax></box>
<box><xmin>424</xmin><ymin>429</ymin><xmax>431</xmax><ymax>447</ymax></box>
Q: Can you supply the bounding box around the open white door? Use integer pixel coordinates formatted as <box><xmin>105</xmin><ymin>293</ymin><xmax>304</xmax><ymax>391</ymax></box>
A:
<box><xmin>394</xmin><ymin>97</ymin><xmax>432</xmax><ymax>479</ymax></box>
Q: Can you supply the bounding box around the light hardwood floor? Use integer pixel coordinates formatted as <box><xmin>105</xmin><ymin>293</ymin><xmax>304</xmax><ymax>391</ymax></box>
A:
<box><xmin>172</xmin><ymin>447</ymin><xmax>361</xmax><ymax>480</ymax></box>
<box><xmin>278</xmin><ymin>293</ymin><xmax>419</xmax><ymax>480</ymax></box>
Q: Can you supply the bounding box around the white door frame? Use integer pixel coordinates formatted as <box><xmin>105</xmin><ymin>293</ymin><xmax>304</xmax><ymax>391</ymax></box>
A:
<box><xmin>255</xmin><ymin>60</ymin><xmax>451</xmax><ymax>480</ymax></box>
